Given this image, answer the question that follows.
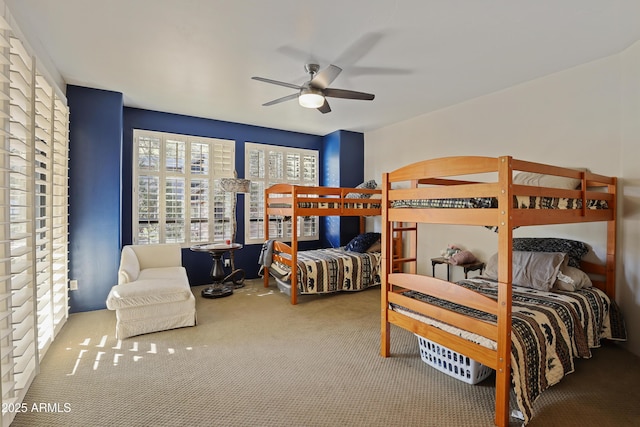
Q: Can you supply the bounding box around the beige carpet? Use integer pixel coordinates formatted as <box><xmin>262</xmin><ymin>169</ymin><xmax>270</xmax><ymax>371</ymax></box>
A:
<box><xmin>12</xmin><ymin>279</ymin><xmax>640</xmax><ymax>427</ymax></box>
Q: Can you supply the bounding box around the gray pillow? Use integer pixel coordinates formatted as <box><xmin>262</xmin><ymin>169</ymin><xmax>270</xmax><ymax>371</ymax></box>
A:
<box><xmin>484</xmin><ymin>251</ymin><xmax>566</xmax><ymax>291</ymax></box>
<box><xmin>513</xmin><ymin>172</ymin><xmax>581</xmax><ymax>190</ymax></box>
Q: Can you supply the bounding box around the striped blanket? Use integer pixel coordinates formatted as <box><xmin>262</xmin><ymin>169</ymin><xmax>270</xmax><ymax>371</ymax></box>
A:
<box><xmin>391</xmin><ymin>196</ymin><xmax>609</xmax><ymax>233</ymax></box>
<box><xmin>391</xmin><ymin>195</ymin><xmax>608</xmax><ymax>210</ymax></box>
<box><xmin>393</xmin><ymin>278</ymin><xmax>626</xmax><ymax>424</ymax></box>
<box><xmin>269</xmin><ymin>201</ymin><xmax>381</xmax><ymax>209</ymax></box>
<box><xmin>270</xmin><ymin>247</ymin><xmax>381</xmax><ymax>294</ymax></box>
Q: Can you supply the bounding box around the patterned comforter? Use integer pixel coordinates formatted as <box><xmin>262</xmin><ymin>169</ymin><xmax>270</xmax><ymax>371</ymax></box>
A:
<box><xmin>270</xmin><ymin>247</ymin><xmax>381</xmax><ymax>294</ymax></box>
<box><xmin>392</xmin><ymin>278</ymin><xmax>626</xmax><ymax>423</ymax></box>
<box><xmin>391</xmin><ymin>195</ymin><xmax>608</xmax><ymax>210</ymax></box>
<box><xmin>269</xmin><ymin>201</ymin><xmax>381</xmax><ymax>209</ymax></box>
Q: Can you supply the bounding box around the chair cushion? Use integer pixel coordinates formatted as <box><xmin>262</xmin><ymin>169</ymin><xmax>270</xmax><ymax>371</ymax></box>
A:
<box><xmin>130</xmin><ymin>244</ymin><xmax>182</xmax><ymax>270</ymax></box>
<box><xmin>118</xmin><ymin>246</ymin><xmax>141</xmax><ymax>284</ymax></box>
<box><xmin>138</xmin><ymin>266</ymin><xmax>188</xmax><ymax>281</ymax></box>
<box><xmin>106</xmin><ymin>279</ymin><xmax>193</xmax><ymax>310</ymax></box>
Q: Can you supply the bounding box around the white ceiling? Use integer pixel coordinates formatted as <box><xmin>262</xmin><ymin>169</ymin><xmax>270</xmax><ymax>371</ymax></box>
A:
<box><xmin>6</xmin><ymin>0</ymin><xmax>640</xmax><ymax>136</ymax></box>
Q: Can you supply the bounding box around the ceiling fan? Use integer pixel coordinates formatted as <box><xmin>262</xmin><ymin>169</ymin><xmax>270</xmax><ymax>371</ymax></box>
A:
<box><xmin>251</xmin><ymin>63</ymin><xmax>375</xmax><ymax>114</ymax></box>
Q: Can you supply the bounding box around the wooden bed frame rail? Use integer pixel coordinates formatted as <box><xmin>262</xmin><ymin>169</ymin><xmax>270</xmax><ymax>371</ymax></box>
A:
<box><xmin>265</xmin><ymin>184</ymin><xmax>381</xmax><ymax>217</ymax></box>
<box><xmin>380</xmin><ymin>155</ymin><xmax>617</xmax><ymax>426</ymax></box>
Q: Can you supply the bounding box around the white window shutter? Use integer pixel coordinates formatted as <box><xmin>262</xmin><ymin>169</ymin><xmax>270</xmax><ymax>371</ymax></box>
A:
<box><xmin>133</xmin><ymin>131</ymin><xmax>235</xmax><ymax>246</ymax></box>
<box><xmin>0</xmin><ymin>12</ymin><xmax>70</xmax><ymax>425</ymax></box>
<box><xmin>244</xmin><ymin>142</ymin><xmax>319</xmax><ymax>244</ymax></box>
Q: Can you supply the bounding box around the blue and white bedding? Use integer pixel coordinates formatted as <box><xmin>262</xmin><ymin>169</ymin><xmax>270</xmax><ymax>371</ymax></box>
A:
<box><xmin>269</xmin><ymin>247</ymin><xmax>381</xmax><ymax>294</ymax></box>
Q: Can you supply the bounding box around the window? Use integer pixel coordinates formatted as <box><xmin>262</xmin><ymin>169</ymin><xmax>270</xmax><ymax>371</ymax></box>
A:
<box><xmin>133</xmin><ymin>131</ymin><xmax>235</xmax><ymax>245</ymax></box>
<box><xmin>244</xmin><ymin>142</ymin><xmax>319</xmax><ymax>244</ymax></box>
<box><xmin>1</xmin><ymin>21</ymin><xmax>70</xmax><ymax>425</ymax></box>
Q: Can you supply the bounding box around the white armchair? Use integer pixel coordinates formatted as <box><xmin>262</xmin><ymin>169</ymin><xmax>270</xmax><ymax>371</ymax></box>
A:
<box><xmin>106</xmin><ymin>244</ymin><xmax>196</xmax><ymax>339</ymax></box>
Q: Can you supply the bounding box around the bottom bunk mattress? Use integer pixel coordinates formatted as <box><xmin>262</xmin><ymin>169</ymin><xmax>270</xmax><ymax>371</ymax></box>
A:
<box><xmin>270</xmin><ymin>247</ymin><xmax>381</xmax><ymax>295</ymax></box>
<box><xmin>390</xmin><ymin>278</ymin><xmax>626</xmax><ymax>423</ymax></box>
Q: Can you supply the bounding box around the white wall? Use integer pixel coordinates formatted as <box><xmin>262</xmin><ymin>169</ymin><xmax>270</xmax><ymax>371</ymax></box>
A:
<box><xmin>620</xmin><ymin>41</ymin><xmax>640</xmax><ymax>357</ymax></box>
<box><xmin>366</xmin><ymin>47</ymin><xmax>640</xmax><ymax>356</ymax></box>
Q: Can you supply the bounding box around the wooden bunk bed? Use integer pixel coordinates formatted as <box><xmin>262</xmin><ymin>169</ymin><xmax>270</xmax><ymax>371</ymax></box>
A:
<box><xmin>380</xmin><ymin>156</ymin><xmax>623</xmax><ymax>426</ymax></box>
<box><xmin>262</xmin><ymin>183</ymin><xmax>382</xmax><ymax>304</ymax></box>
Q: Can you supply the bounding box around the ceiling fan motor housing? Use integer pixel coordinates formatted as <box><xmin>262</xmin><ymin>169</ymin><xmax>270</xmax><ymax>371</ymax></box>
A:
<box><xmin>304</xmin><ymin>63</ymin><xmax>320</xmax><ymax>76</ymax></box>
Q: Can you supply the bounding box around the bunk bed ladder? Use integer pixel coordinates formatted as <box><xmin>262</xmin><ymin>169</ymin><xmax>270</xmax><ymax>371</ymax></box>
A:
<box><xmin>391</xmin><ymin>222</ymin><xmax>417</xmax><ymax>273</ymax></box>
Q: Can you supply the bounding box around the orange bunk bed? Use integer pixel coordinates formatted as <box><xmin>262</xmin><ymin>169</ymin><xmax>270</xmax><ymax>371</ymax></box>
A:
<box><xmin>380</xmin><ymin>156</ymin><xmax>625</xmax><ymax>426</ymax></box>
<box><xmin>262</xmin><ymin>183</ymin><xmax>382</xmax><ymax>304</ymax></box>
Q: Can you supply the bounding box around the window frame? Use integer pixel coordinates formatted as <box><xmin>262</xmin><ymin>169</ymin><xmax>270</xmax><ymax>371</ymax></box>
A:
<box><xmin>132</xmin><ymin>130</ymin><xmax>235</xmax><ymax>246</ymax></box>
<box><xmin>244</xmin><ymin>142</ymin><xmax>319</xmax><ymax>245</ymax></box>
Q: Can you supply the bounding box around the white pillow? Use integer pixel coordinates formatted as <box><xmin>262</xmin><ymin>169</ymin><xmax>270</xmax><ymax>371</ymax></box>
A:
<box><xmin>553</xmin><ymin>265</ymin><xmax>592</xmax><ymax>291</ymax></box>
<box><xmin>513</xmin><ymin>172</ymin><xmax>580</xmax><ymax>190</ymax></box>
<box><xmin>484</xmin><ymin>251</ymin><xmax>566</xmax><ymax>291</ymax></box>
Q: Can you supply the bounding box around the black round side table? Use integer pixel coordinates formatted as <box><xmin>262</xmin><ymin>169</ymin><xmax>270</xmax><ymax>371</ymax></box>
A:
<box><xmin>191</xmin><ymin>243</ymin><xmax>244</xmax><ymax>298</ymax></box>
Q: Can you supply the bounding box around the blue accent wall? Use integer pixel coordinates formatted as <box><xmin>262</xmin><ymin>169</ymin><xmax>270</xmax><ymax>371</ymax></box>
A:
<box><xmin>67</xmin><ymin>86</ymin><xmax>123</xmax><ymax>312</ymax></box>
<box><xmin>67</xmin><ymin>85</ymin><xmax>366</xmax><ymax>312</ymax></box>
<box><xmin>322</xmin><ymin>130</ymin><xmax>365</xmax><ymax>248</ymax></box>
<box><xmin>122</xmin><ymin>107</ymin><xmax>325</xmax><ymax>286</ymax></box>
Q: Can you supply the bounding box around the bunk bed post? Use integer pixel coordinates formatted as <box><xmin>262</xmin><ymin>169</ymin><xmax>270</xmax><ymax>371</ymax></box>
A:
<box><xmin>290</xmin><ymin>186</ymin><xmax>299</xmax><ymax>305</ymax></box>
<box><xmin>264</xmin><ymin>187</ymin><xmax>270</xmax><ymax>288</ymax></box>
<box><xmin>606</xmin><ymin>178</ymin><xmax>617</xmax><ymax>299</ymax></box>
<box><xmin>381</xmin><ymin>173</ymin><xmax>391</xmax><ymax>357</ymax></box>
<box><xmin>495</xmin><ymin>156</ymin><xmax>513</xmax><ymax>427</ymax></box>
<box><xmin>408</xmin><ymin>180</ymin><xmax>418</xmax><ymax>274</ymax></box>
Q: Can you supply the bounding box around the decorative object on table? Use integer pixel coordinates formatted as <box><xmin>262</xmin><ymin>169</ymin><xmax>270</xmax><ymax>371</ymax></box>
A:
<box><xmin>440</xmin><ymin>244</ymin><xmax>461</xmax><ymax>259</ymax></box>
<box><xmin>448</xmin><ymin>250</ymin><xmax>478</xmax><ymax>265</ymax></box>
<box><xmin>219</xmin><ymin>172</ymin><xmax>251</xmax><ymax>288</ymax></box>
<box><xmin>431</xmin><ymin>246</ymin><xmax>483</xmax><ymax>281</ymax></box>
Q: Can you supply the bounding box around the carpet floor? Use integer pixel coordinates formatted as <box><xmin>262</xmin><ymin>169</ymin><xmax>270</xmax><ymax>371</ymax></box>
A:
<box><xmin>11</xmin><ymin>279</ymin><xmax>640</xmax><ymax>427</ymax></box>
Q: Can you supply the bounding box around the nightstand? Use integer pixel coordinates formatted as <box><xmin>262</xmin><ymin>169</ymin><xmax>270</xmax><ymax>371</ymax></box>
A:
<box><xmin>431</xmin><ymin>257</ymin><xmax>485</xmax><ymax>281</ymax></box>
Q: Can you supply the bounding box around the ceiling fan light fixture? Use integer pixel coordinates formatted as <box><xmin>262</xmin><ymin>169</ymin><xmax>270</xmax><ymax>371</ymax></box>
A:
<box><xmin>298</xmin><ymin>90</ymin><xmax>324</xmax><ymax>108</ymax></box>
<box><xmin>253</xmin><ymin>63</ymin><xmax>373</xmax><ymax>114</ymax></box>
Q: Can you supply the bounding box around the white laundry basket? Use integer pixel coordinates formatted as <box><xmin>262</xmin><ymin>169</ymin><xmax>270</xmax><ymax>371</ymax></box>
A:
<box><xmin>416</xmin><ymin>335</ymin><xmax>493</xmax><ymax>384</ymax></box>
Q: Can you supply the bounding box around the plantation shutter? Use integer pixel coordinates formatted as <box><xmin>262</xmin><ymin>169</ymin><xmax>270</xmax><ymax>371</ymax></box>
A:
<box><xmin>51</xmin><ymin>94</ymin><xmax>69</xmax><ymax>339</ymax></box>
<box><xmin>244</xmin><ymin>142</ymin><xmax>318</xmax><ymax>244</ymax></box>
<box><xmin>9</xmin><ymin>34</ymin><xmax>37</xmax><ymax>399</ymax></box>
<box><xmin>133</xmin><ymin>131</ymin><xmax>235</xmax><ymax>245</ymax></box>
<box><xmin>0</xmin><ymin>8</ymin><xmax>70</xmax><ymax>426</ymax></box>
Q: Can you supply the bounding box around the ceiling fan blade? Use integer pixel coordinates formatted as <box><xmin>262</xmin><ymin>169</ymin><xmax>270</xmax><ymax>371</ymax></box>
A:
<box><xmin>262</xmin><ymin>92</ymin><xmax>299</xmax><ymax>106</ymax></box>
<box><xmin>252</xmin><ymin>76</ymin><xmax>302</xmax><ymax>91</ymax></box>
<box><xmin>310</xmin><ymin>64</ymin><xmax>342</xmax><ymax>89</ymax></box>
<box><xmin>323</xmin><ymin>88</ymin><xmax>375</xmax><ymax>101</ymax></box>
<box><xmin>317</xmin><ymin>99</ymin><xmax>331</xmax><ymax>114</ymax></box>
